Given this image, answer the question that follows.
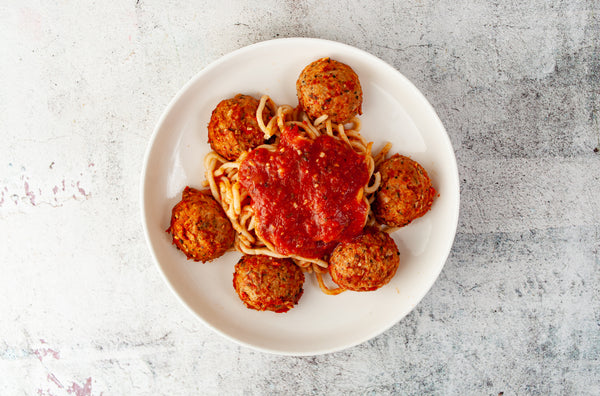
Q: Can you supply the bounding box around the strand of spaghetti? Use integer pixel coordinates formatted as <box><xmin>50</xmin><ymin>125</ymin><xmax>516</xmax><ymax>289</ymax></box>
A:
<box><xmin>287</xmin><ymin>120</ymin><xmax>318</xmax><ymax>139</ymax></box>
<box><xmin>276</xmin><ymin>105</ymin><xmax>294</xmax><ymax>132</ymax></box>
<box><xmin>313</xmin><ymin>114</ymin><xmax>329</xmax><ymax>126</ymax></box>
<box><xmin>214</xmin><ymin>161</ymin><xmax>241</xmax><ymax>177</ymax></box>
<box><xmin>257</xmin><ymin>234</ymin><xmax>294</xmax><ymax>260</ymax></box>
<box><xmin>226</xmin><ymin>204</ymin><xmax>255</xmax><ymax>242</ymax></box>
<box><xmin>315</xmin><ymin>271</ymin><xmax>345</xmax><ymax>295</ymax></box>
<box><xmin>301</xmin><ymin>119</ymin><xmax>321</xmax><ymax>138</ymax></box>
<box><xmin>239</xmin><ymin>209</ymin><xmax>253</xmax><ymax>232</ymax></box>
<box><xmin>312</xmin><ymin>262</ymin><xmax>329</xmax><ymax>274</ymax></box>
<box><xmin>348</xmin><ymin>136</ymin><xmax>368</xmax><ymax>151</ymax></box>
<box><xmin>346</xmin><ymin>117</ymin><xmax>361</xmax><ymax>132</ymax></box>
<box><xmin>256</xmin><ymin>98</ymin><xmax>269</xmax><ymax>135</ymax></box>
<box><xmin>288</xmin><ymin>255</ymin><xmax>328</xmax><ymax>268</ymax></box>
<box><xmin>265</xmin><ymin>117</ymin><xmax>278</xmax><ymax>138</ymax></box>
<box><xmin>232</xmin><ymin>181</ymin><xmax>242</xmax><ymax>216</ymax></box>
<box><xmin>374</xmin><ymin>142</ymin><xmax>392</xmax><ymax>167</ymax></box>
<box><xmin>299</xmin><ymin>112</ymin><xmax>317</xmax><ymax>132</ymax></box>
<box><xmin>246</xmin><ymin>212</ymin><xmax>257</xmax><ymax>231</ymax></box>
<box><xmin>254</xmin><ymin>143</ymin><xmax>278</xmax><ymax>152</ymax></box>
<box><xmin>365</xmin><ymin>171</ymin><xmax>381</xmax><ymax>195</ymax></box>
<box><xmin>362</xmin><ymin>142</ymin><xmax>374</xmax><ymax>172</ymax></box>
<box><xmin>206</xmin><ymin>150</ymin><xmax>228</xmax><ymax>165</ymax></box>
<box><xmin>325</xmin><ymin>119</ymin><xmax>333</xmax><ymax>136</ymax></box>
<box><xmin>337</xmin><ymin>123</ymin><xmax>352</xmax><ymax>146</ymax></box>
<box><xmin>217</xmin><ymin>177</ymin><xmax>257</xmax><ymax>243</ymax></box>
<box><xmin>235</xmin><ymin>235</ymin><xmax>255</xmax><ymax>253</ymax></box>
<box><xmin>257</xmin><ymin>95</ymin><xmax>277</xmax><ymax>138</ymax></box>
<box><xmin>293</xmin><ymin>259</ymin><xmax>313</xmax><ymax>272</ymax></box>
<box><xmin>237</xmin><ymin>238</ymin><xmax>290</xmax><ymax>259</ymax></box>
<box><xmin>218</xmin><ymin>174</ymin><xmax>232</xmax><ymax>198</ymax></box>
<box><xmin>362</xmin><ymin>142</ymin><xmax>382</xmax><ymax>195</ymax></box>
<box><xmin>356</xmin><ymin>187</ymin><xmax>364</xmax><ymax>203</ymax></box>
<box><xmin>236</xmin><ymin>231</ymin><xmax>257</xmax><ymax>248</ymax></box>
<box><xmin>349</xmin><ymin>139</ymin><xmax>368</xmax><ymax>154</ymax></box>
<box><xmin>204</xmin><ymin>152</ymin><xmax>225</xmax><ymax>203</ymax></box>
<box><xmin>346</xmin><ymin>129</ymin><xmax>367</xmax><ymax>146</ymax></box>
<box><xmin>266</xmin><ymin>96</ymin><xmax>277</xmax><ymax>113</ymax></box>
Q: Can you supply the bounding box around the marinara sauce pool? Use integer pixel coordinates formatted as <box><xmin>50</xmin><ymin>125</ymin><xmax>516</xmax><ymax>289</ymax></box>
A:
<box><xmin>238</xmin><ymin>125</ymin><xmax>370</xmax><ymax>259</ymax></box>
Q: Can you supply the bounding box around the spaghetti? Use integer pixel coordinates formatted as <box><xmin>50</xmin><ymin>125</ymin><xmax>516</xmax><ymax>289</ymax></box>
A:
<box><xmin>204</xmin><ymin>95</ymin><xmax>390</xmax><ymax>293</ymax></box>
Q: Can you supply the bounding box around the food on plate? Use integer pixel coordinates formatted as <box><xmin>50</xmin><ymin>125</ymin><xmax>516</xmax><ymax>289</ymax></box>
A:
<box><xmin>373</xmin><ymin>154</ymin><xmax>436</xmax><ymax>227</ymax></box>
<box><xmin>238</xmin><ymin>123</ymin><xmax>370</xmax><ymax>259</ymax></box>
<box><xmin>296</xmin><ymin>57</ymin><xmax>362</xmax><ymax>123</ymax></box>
<box><xmin>166</xmin><ymin>186</ymin><xmax>234</xmax><ymax>262</ymax></box>
<box><xmin>205</xmin><ymin>91</ymin><xmax>381</xmax><ymax>272</ymax></box>
<box><xmin>233</xmin><ymin>254</ymin><xmax>305</xmax><ymax>313</ymax></box>
<box><xmin>165</xmin><ymin>57</ymin><xmax>438</xmax><ymax>311</ymax></box>
<box><xmin>327</xmin><ymin>227</ymin><xmax>400</xmax><ymax>292</ymax></box>
<box><xmin>208</xmin><ymin>94</ymin><xmax>272</xmax><ymax>161</ymax></box>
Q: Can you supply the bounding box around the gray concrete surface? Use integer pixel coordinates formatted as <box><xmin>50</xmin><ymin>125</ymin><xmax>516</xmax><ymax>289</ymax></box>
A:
<box><xmin>1</xmin><ymin>0</ymin><xmax>598</xmax><ymax>394</ymax></box>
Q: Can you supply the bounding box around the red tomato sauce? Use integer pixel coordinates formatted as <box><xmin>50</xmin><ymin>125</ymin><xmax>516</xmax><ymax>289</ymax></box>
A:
<box><xmin>238</xmin><ymin>125</ymin><xmax>369</xmax><ymax>259</ymax></box>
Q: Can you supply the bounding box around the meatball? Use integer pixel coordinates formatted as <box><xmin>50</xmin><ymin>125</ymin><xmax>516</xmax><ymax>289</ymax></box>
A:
<box><xmin>207</xmin><ymin>94</ymin><xmax>271</xmax><ymax>161</ymax></box>
<box><xmin>296</xmin><ymin>57</ymin><xmax>362</xmax><ymax>124</ymax></box>
<box><xmin>373</xmin><ymin>154</ymin><xmax>436</xmax><ymax>227</ymax></box>
<box><xmin>166</xmin><ymin>186</ymin><xmax>234</xmax><ymax>262</ymax></box>
<box><xmin>233</xmin><ymin>255</ymin><xmax>305</xmax><ymax>313</ymax></box>
<box><xmin>329</xmin><ymin>227</ymin><xmax>400</xmax><ymax>292</ymax></box>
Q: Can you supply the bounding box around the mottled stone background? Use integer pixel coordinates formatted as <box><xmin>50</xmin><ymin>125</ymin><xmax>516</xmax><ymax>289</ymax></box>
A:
<box><xmin>1</xmin><ymin>0</ymin><xmax>598</xmax><ymax>395</ymax></box>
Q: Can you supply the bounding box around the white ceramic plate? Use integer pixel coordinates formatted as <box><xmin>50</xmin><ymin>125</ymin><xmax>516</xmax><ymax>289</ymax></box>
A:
<box><xmin>141</xmin><ymin>38</ymin><xmax>459</xmax><ymax>355</ymax></box>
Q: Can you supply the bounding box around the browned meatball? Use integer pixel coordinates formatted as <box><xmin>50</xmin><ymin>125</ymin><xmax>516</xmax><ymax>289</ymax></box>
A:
<box><xmin>296</xmin><ymin>57</ymin><xmax>362</xmax><ymax>124</ymax></box>
<box><xmin>373</xmin><ymin>154</ymin><xmax>436</xmax><ymax>227</ymax></box>
<box><xmin>166</xmin><ymin>186</ymin><xmax>234</xmax><ymax>262</ymax></box>
<box><xmin>207</xmin><ymin>94</ymin><xmax>271</xmax><ymax>161</ymax></box>
<box><xmin>233</xmin><ymin>255</ymin><xmax>304</xmax><ymax>313</ymax></box>
<box><xmin>329</xmin><ymin>227</ymin><xmax>400</xmax><ymax>292</ymax></box>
